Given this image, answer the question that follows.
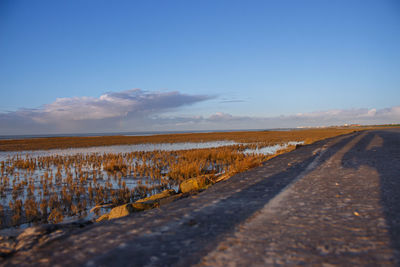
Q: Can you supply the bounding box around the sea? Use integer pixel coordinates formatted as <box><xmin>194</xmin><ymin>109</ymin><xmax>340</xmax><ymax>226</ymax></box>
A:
<box><xmin>0</xmin><ymin>128</ymin><xmax>296</xmax><ymax>140</ymax></box>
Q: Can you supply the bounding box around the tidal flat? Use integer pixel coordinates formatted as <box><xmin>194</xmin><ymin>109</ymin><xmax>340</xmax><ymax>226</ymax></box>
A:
<box><xmin>0</xmin><ymin>128</ymin><xmax>357</xmax><ymax>229</ymax></box>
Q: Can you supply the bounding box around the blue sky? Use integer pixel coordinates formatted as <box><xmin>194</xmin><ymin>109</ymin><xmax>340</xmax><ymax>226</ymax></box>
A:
<box><xmin>0</xmin><ymin>0</ymin><xmax>399</xmax><ymax>134</ymax></box>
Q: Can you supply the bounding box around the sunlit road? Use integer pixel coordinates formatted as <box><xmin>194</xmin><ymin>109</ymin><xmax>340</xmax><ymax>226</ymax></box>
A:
<box><xmin>3</xmin><ymin>129</ymin><xmax>400</xmax><ymax>266</ymax></box>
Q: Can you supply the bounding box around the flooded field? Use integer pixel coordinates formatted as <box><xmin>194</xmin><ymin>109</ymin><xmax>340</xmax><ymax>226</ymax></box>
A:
<box><xmin>0</xmin><ymin>141</ymin><xmax>296</xmax><ymax>229</ymax></box>
<box><xmin>0</xmin><ymin>141</ymin><xmax>238</xmax><ymax>161</ymax></box>
<box><xmin>0</xmin><ymin>128</ymin><xmax>357</xmax><ymax>229</ymax></box>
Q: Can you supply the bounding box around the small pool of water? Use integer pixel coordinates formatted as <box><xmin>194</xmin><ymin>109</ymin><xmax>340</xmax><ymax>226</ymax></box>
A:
<box><xmin>243</xmin><ymin>141</ymin><xmax>304</xmax><ymax>155</ymax></box>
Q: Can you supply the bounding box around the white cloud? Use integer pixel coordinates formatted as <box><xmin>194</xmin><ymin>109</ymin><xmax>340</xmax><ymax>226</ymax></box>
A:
<box><xmin>208</xmin><ymin>112</ymin><xmax>234</xmax><ymax>121</ymax></box>
<box><xmin>292</xmin><ymin>107</ymin><xmax>400</xmax><ymax>123</ymax></box>
<box><xmin>154</xmin><ymin>107</ymin><xmax>400</xmax><ymax>131</ymax></box>
<box><xmin>29</xmin><ymin>89</ymin><xmax>211</xmax><ymax>123</ymax></box>
<box><xmin>288</xmin><ymin>107</ymin><xmax>400</xmax><ymax>127</ymax></box>
<box><xmin>0</xmin><ymin>89</ymin><xmax>399</xmax><ymax>135</ymax></box>
<box><xmin>0</xmin><ymin>89</ymin><xmax>212</xmax><ymax>134</ymax></box>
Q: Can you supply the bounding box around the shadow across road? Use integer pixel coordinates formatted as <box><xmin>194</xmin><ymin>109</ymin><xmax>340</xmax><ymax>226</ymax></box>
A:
<box><xmin>341</xmin><ymin>129</ymin><xmax>400</xmax><ymax>265</ymax></box>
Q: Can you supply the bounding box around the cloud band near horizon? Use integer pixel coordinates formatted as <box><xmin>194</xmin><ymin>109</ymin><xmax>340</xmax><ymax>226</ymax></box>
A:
<box><xmin>0</xmin><ymin>89</ymin><xmax>399</xmax><ymax>135</ymax></box>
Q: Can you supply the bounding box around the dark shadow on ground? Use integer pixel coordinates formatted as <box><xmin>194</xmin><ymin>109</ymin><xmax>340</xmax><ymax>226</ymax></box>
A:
<box><xmin>341</xmin><ymin>129</ymin><xmax>400</xmax><ymax>265</ymax></box>
<box><xmin>90</xmin><ymin>134</ymin><xmax>358</xmax><ymax>266</ymax></box>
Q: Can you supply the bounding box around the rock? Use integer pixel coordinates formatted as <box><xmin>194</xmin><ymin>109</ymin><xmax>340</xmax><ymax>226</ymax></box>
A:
<box><xmin>96</xmin><ymin>191</ymin><xmax>184</xmax><ymax>222</ymax></box>
<box><xmin>38</xmin><ymin>230</ymin><xmax>64</xmax><ymax>246</ymax></box>
<box><xmin>0</xmin><ymin>245</ymin><xmax>14</xmax><ymax>256</ymax></box>
<box><xmin>131</xmin><ymin>202</ymin><xmax>159</xmax><ymax>212</ymax></box>
<box><xmin>96</xmin><ymin>190</ymin><xmax>182</xmax><ymax>222</ymax></box>
<box><xmin>1</xmin><ymin>222</ymin><xmax>89</xmax><ymax>256</ymax></box>
<box><xmin>89</xmin><ymin>203</ymin><xmax>114</xmax><ymax>214</ymax></box>
<box><xmin>14</xmin><ymin>225</ymin><xmax>59</xmax><ymax>252</ymax></box>
<box><xmin>106</xmin><ymin>201</ymin><xmax>159</xmax><ymax>220</ymax></box>
<box><xmin>179</xmin><ymin>178</ymin><xmax>200</xmax><ymax>193</ymax></box>
<box><xmin>96</xmin><ymin>213</ymin><xmax>109</xmax><ymax>222</ymax></box>
<box><xmin>215</xmin><ymin>173</ymin><xmax>232</xmax><ymax>183</ymax></box>
<box><xmin>0</xmin><ymin>236</ymin><xmax>16</xmax><ymax>256</ymax></box>
<box><xmin>179</xmin><ymin>176</ymin><xmax>208</xmax><ymax>193</ymax></box>
<box><xmin>108</xmin><ymin>204</ymin><xmax>135</xmax><ymax>220</ymax></box>
<box><xmin>15</xmin><ymin>226</ymin><xmax>49</xmax><ymax>251</ymax></box>
<box><xmin>136</xmin><ymin>189</ymin><xmax>176</xmax><ymax>203</ymax></box>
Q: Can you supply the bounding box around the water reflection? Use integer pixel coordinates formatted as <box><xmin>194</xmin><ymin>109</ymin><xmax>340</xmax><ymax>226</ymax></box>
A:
<box><xmin>244</xmin><ymin>141</ymin><xmax>304</xmax><ymax>155</ymax></box>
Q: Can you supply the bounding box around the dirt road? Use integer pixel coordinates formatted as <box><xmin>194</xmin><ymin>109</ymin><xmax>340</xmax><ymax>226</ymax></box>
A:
<box><xmin>2</xmin><ymin>129</ymin><xmax>400</xmax><ymax>266</ymax></box>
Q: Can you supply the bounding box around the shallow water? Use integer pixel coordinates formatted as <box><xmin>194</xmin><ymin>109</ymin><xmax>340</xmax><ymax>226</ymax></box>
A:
<box><xmin>243</xmin><ymin>141</ymin><xmax>304</xmax><ymax>155</ymax></box>
<box><xmin>0</xmin><ymin>141</ymin><xmax>238</xmax><ymax>161</ymax></box>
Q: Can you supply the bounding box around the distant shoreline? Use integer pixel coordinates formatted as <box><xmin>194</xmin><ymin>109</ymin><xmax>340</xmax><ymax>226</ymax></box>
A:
<box><xmin>1</xmin><ymin>124</ymin><xmax>398</xmax><ymax>141</ymax></box>
<box><xmin>0</xmin><ymin>128</ymin><xmax>294</xmax><ymax>141</ymax></box>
